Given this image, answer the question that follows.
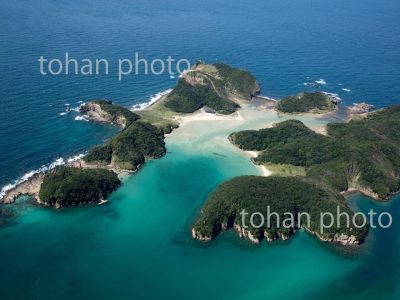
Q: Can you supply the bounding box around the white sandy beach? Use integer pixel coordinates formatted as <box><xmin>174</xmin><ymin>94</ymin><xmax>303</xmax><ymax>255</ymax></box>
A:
<box><xmin>167</xmin><ymin>103</ymin><xmax>333</xmax><ymax>178</ymax></box>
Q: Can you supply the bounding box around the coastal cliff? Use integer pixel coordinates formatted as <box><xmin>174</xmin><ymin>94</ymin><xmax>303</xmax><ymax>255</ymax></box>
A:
<box><xmin>80</xmin><ymin>100</ymin><xmax>140</xmax><ymax>128</ymax></box>
<box><xmin>192</xmin><ymin>223</ymin><xmax>360</xmax><ymax>246</ymax></box>
<box><xmin>0</xmin><ymin>172</ymin><xmax>45</xmax><ymax>204</ymax></box>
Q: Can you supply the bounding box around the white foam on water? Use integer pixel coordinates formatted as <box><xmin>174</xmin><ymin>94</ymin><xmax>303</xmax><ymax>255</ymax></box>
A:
<box><xmin>342</xmin><ymin>88</ymin><xmax>351</xmax><ymax>92</ymax></box>
<box><xmin>0</xmin><ymin>154</ymin><xmax>86</xmax><ymax>200</ymax></box>
<box><xmin>132</xmin><ymin>89</ymin><xmax>173</xmax><ymax>111</ymax></box>
<box><xmin>323</xmin><ymin>91</ymin><xmax>342</xmax><ymax>102</ymax></box>
<box><xmin>315</xmin><ymin>79</ymin><xmax>327</xmax><ymax>85</ymax></box>
<box><xmin>67</xmin><ymin>153</ymin><xmax>85</xmax><ymax>163</ymax></box>
<box><xmin>49</xmin><ymin>158</ymin><xmax>65</xmax><ymax>169</ymax></box>
<box><xmin>75</xmin><ymin>115</ymin><xmax>89</xmax><ymax>122</ymax></box>
<box><xmin>256</xmin><ymin>95</ymin><xmax>278</xmax><ymax>101</ymax></box>
<box><xmin>178</xmin><ymin>69</ymin><xmax>192</xmax><ymax>78</ymax></box>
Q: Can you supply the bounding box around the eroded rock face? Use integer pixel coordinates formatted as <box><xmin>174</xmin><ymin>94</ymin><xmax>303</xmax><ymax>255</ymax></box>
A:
<box><xmin>80</xmin><ymin>102</ymin><xmax>127</xmax><ymax>128</ymax></box>
<box><xmin>234</xmin><ymin>224</ymin><xmax>260</xmax><ymax>244</ymax></box>
<box><xmin>0</xmin><ymin>172</ymin><xmax>45</xmax><ymax>204</ymax></box>
<box><xmin>191</xmin><ymin>228</ymin><xmax>212</xmax><ymax>242</ymax></box>
<box><xmin>348</xmin><ymin>103</ymin><xmax>374</xmax><ymax>114</ymax></box>
<box><xmin>193</xmin><ymin>223</ymin><xmax>362</xmax><ymax>247</ymax></box>
<box><xmin>334</xmin><ymin>233</ymin><xmax>359</xmax><ymax>246</ymax></box>
<box><xmin>347</xmin><ymin>103</ymin><xmax>374</xmax><ymax>120</ymax></box>
<box><xmin>305</xmin><ymin>227</ymin><xmax>361</xmax><ymax>246</ymax></box>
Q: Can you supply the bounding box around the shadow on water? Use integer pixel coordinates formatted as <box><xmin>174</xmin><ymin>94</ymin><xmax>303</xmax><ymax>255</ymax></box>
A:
<box><xmin>300</xmin><ymin>194</ymin><xmax>400</xmax><ymax>300</ymax></box>
<box><xmin>0</xmin><ymin>195</ymin><xmax>37</xmax><ymax>229</ymax></box>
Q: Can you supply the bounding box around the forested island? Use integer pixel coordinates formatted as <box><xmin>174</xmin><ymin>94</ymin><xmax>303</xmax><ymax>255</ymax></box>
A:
<box><xmin>192</xmin><ymin>176</ymin><xmax>368</xmax><ymax>245</ymax></box>
<box><xmin>39</xmin><ymin>167</ymin><xmax>120</xmax><ymax>208</ymax></box>
<box><xmin>276</xmin><ymin>92</ymin><xmax>337</xmax><ymax>113</ymax></box>
<box><xmin>192</xmin><ymin>105</ymin><xmax>400</xmax><ymax>245</ymax></box>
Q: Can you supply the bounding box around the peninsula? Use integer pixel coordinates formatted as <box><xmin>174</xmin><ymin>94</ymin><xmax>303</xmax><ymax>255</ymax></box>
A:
<box><xmin>0</xmin><ymin>61</ymin><xmax>259</xmax><ymax>207</ymax></box>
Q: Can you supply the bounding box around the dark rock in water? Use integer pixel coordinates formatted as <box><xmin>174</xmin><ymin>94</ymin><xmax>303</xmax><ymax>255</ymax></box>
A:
<box><xmin>212</xmin><ymin>152</ymin><xmax>227</xmax><ymax>158</ymax></box>
<box><xmin>0</xmin><ymin>207</ymin><xmax>16</xmax><ymax>227</ymax></box>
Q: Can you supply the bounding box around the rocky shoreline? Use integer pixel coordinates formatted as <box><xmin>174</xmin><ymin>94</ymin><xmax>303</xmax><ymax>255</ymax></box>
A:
<box><xmin>346</xmin><ymin>102</ymin><xmax>375</xmax><ymax>121</ymax></box>
<box><xmin>192</xmin><ymin>223</ymin><xmax>361</xmax><ymax>246</ymax></box>
<box><xmin>0</xmin><ymin>172</ymin><xmax>45</xmax><ymax>204</ymax></box>
<box><xmin>0</xmin><ymin>159</ymin><xmax>131</xmax><ymax>206</ymax></box>
<box><xmin>80</xmin><ymin>101</ymin><xmax>128</xmax><ymax>128</ymax></box>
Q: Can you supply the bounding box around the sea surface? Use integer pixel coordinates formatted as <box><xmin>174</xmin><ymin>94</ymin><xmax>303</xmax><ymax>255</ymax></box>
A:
<box><xmin>0</xmin><ymin>0</ymin><xmax>400</xmax><ymax>299</ymax></box>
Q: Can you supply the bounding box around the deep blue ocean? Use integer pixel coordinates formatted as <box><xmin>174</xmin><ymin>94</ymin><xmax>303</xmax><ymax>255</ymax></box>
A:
<box><xmin>1</xmin><ymin>0</ymin><xmax>400</xmax><ymax>299</ymax></box>
<box><xmin>1</xmin><ymin>0</ymin><xmax>399</xmax><ymax>187</ymax></box>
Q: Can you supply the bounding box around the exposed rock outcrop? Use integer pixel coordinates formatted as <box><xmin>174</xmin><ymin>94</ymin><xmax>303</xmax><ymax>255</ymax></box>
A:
<box><xmin>68</xmin><ymin>158</ymin><xmax>135</xmax><ymax>178</ymax></box>
<box><xmin>80</xmin><ymin>102</ymin><xmax>128</xmax><ymax>128</ymax></box>
<box><xmin>347</xmin><ymin>102</ymin><xmax>374</xmax><ymax>120</ymax></box>
<box><xmin>0</xmin><ymin>172</ymin><xmax>45</xmax><ymax>204</ymax></box>
<box><xmin>191</xmin><ymin>228</ymin><xmax>212</xmax><ymax>242</ymax></box>
<box><xmin>193</xmin><ymin>224</ymin><xmax>362</xmax><ymax>246</ymax></box>
<box><xmin>304</xmin><ymin>227</ymin><xmax>360</xmax><ymax>246</ymax></box>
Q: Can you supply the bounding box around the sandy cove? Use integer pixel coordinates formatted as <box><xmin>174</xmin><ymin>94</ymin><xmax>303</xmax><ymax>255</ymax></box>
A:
<box><xmin>166</xmin><ymin>104</ymin><xmax>331</xmax><ymax>178</ymax></box>
<box><xmin>245</xmin><ymin>151</ymin><xmax>272</xmax><ymax>177</ymax></box>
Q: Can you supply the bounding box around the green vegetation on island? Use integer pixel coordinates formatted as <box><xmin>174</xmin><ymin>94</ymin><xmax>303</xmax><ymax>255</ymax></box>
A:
<box><xmin>193</xmin><ymin>104</ymin><xmax>400</xmax><ymax>245</ymax></box>
<box><xmin>165</xmin><ymin>79</ymin><xmax>239</xmax><ymax>114</ymax></box>
<box><xmin>39</xmin><ymin>167</ymin><xmax>120</xmax><ymax>207</ymax></box>
<box><xmin>230</xmin><ymin>105</ymin><xmax>400</xmax><ymax>200</ymax></box>
<box><xmin>80</xmin><ymin>100</ymin><xmax>140</xmax><ymax>127</ymax></box>
<box><xmin>0</xmin><ymin>62</ymin><xmax>262</xmax><ymax>210</ymax></box>
<box><xmin>83</xmin><ymin>121</ymin><xmax>166</xmax><ymax>170</ymax></box>
<box><xmin>164</xmin><ymin>62</ymin><xmax>260</xmax><ymax>114</ymax></box>
<box><xmin>78</xmin><ymin>99</ymin><xmax>167</xmax><ymax>170</ymax></box>
<box><xmin>193</xmin><ymin>176</ymin><xmax>368</xmax><ymax>244</ymax></box>
<box><xmin>276</xmin><ymin>92</ymin><xmax>336</xmax><ymax>113</ymax></box>
<box><xmin>136</xmin><ymin>62</ymin><xmax>260</xmax><ymax>131</ymax></box>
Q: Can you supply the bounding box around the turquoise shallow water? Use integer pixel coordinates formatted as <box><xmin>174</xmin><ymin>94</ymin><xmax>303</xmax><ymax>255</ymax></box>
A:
<box><xmin>1</xmin><ymin>115</ymin><xmax>400</xmax><ymax>299</ymax></box>
<box><xmin>0</xmin><ymin>142</ymin><xmax>366</xmax><ymax>299</ymax></box>
<box><xmin>1</xmin><ymin>0</ymin><xmax>400</xmax><ymax>298</ymax></box>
